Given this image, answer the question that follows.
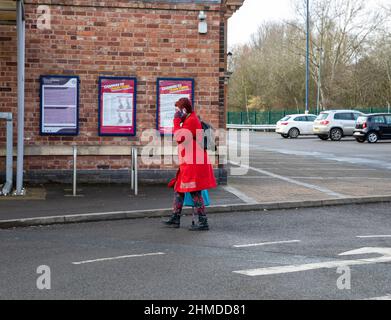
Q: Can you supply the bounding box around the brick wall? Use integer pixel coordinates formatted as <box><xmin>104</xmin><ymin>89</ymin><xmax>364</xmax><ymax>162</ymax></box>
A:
<box><xmin>0</xmin><ymin>0</ymin><xmax>234</xmax><ymax>184</ymax></box>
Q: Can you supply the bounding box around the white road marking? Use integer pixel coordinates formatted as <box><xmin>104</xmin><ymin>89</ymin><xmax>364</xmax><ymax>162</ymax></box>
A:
<box><xmin>357</xmin><ymin>235</ymin><xmax>391</xmax><ymax>239</ymax></box>
<box><xmin>222</xmin><ymin>186</ymin><xmax>259</xmax><ymax>204</ymax></box>
<box><xmin>239</xmin><ymin>167</ymin><xmax>378</xmax><ymax>171</ymax></box>
<box><xmin>233</xmin><ymin>247</ymin><xmax>391</xmax><ymax>277</ymax></box>
<box><xmin>72</xmin><ymin>252</ymin><xmax>166</xmax><ymax>265</ymax></box>
<box><xmin>233</xmin><ymin>240</ymin><xmax>301</xmax><ymax>248</ymax></box>
<box><xmin>366</xmin><ymin>294</ymin><xmax>391</xmax><ymax>300</ymax></box>
<box><xmin>232</xmin><ymin>176</ymin><xmax>389</xmax><ymax>180</ymax></box>
<box><xmin>229</xmin><ymin>161</ymin><xmax>346</xmax><ymax>198</ymax></box>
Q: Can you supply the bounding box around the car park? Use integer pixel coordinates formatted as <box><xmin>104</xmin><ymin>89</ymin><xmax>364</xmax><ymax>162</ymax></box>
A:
<box><xmin>313</xmin><ymin>110</ymin><xmax>363</xmax><ymax>141</ymax></box>
<box><xmin>353</xmin><ymin>113</ymin><xmax>391</xmax><ymax>143</ymax></box>
<box><xmin>276</xmin><ymin>114</ymin><xmax>317</xmax><ymax>139</ymax></box>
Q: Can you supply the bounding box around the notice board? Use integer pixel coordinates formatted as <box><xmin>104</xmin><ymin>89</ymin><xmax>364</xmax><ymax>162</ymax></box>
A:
<box><xmin>40</xmin><ymin>75</ymin><xmax>79</xmax><ymax>135</ymax></box>
<box><xmin>156</xmin><ymin>78</ymin><xmax>194</xmax><ymax>135</ymax></box>
<box><xmin>98</xmin><ymin>77</ymin><xmax>137</xmax><ymax>136</ymax></box>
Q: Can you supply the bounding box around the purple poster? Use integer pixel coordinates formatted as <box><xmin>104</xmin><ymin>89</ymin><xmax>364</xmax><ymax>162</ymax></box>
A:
<box><xmin>40</xmin><ymin>76</ymin><xmax>79</xmax><ymax>135</ymax></box>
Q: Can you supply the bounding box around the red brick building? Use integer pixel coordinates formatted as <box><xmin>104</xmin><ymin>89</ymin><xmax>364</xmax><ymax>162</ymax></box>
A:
<box><xmin>0</xmin><ymin>0</ymin><xmax>244</xmax><ymax>185</ymax></box>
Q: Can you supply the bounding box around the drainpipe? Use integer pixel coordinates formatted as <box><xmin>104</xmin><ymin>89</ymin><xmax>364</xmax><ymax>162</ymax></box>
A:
<box><xmin>16</xmin><ymin>0</ymin><xmax>25</xmax><ymax>195</ymax></box>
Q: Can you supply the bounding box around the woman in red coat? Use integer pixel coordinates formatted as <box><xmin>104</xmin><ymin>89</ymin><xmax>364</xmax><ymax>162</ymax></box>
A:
<box><xmin>164</xmin><ymin>98</ymin><xmax>217</xmax><ymax>231</ymax></box>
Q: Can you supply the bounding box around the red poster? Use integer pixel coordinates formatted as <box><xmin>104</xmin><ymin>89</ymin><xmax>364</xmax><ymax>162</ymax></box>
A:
<box><xmin>99</xmin><ymin>77</ymin><xmax>137</xmax><ymax>136</ymax></box>
<box><xmin>157</xmin><ymin>78</ymin><xmax>194</xmax><ymax>135</ymax></box>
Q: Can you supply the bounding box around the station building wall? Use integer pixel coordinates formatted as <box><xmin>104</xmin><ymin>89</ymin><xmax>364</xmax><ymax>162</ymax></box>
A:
<box><xmin>0</xmin><ymin>0</ymin><xmax>241</xmax><ymax>184</ymax></box>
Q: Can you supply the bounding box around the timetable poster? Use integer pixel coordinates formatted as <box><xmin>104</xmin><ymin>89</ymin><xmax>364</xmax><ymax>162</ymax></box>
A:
<box><xmin>157</xmin><ymin>78</ymin><xmax>194</xmax><ymax>135</ymax></box>
<box><xmin>99</xmin><ymin>77</ymin><xmax>137</xmax><ymax>136</ymax></box>
<box><xmin>40</xmin><ymin>76</ymin><xmax>79</xmax><ymax>135</ymax></box>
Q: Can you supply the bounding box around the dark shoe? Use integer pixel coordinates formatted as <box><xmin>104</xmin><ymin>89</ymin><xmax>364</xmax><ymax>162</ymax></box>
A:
<box><xmin>189</xmin><ymin>216</ymin><xmax>209</xmax><ymax>231</ymax></box>
<box><xmin>163</xmin><ymin>214</ymin><xmax>180</xmax><ymax>228</ymax></box>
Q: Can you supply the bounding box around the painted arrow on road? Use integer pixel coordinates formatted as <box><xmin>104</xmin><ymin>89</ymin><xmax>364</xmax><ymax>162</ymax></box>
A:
<box><xmin>233</xmin><ymin>247</ymin><xmax>391</xmax><ymax>277</ymax></box>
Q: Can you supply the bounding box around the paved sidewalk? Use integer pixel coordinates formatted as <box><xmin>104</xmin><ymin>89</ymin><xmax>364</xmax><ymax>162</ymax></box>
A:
<box><xmin>2</xmin><ymin>133</ymin><xmax>391</xmax><ymax>228</ymax></box>
<box><xmin>0</xmin><ymin>184</ymin><xmax>244</xmax><ymax>221</ymax></box>
<box><xmin>1</xmin><ymin>181</ymin><xmax>391</xmax><ymax>229</ymax></box>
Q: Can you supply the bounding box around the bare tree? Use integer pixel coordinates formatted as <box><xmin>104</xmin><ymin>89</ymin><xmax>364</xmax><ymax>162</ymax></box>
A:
<box><xmin>227</xmin><ymin>0</ymin><xmax>391</xmax><ymax>112</ymax></box>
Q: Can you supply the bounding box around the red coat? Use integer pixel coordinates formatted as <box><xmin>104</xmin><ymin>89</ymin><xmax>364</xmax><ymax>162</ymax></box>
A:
<box><xmin>173</xmin><ymin>112</ymin><xmax>217</xmax><ymax>193</ymax></box>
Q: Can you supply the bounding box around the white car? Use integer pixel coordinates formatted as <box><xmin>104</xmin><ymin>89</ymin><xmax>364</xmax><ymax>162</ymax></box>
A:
<box><xmin>313</xmin><ymin>110</ymin><xmax>364</xmax><ymax>141</ymax></box>
<box><xmin>276</xmin><ymin>114</ymin><xmax>318</xmax><ymax>139</ymax></box>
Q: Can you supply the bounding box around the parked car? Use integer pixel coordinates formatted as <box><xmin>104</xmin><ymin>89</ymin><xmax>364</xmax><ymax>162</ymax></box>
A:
<box><xmin>313</xmin><ymin>110</ymin><xmax>364</xmax><ymax>141</ymax></box>
<box><xmin>276</xmin><ymin>114</ymin><xmax>318</xmax><ymax>139</ymax></box>
<box><xmin>353</xmin><ymin>114</ymin><xmax>391</xmax><ymax>143</ymax></box>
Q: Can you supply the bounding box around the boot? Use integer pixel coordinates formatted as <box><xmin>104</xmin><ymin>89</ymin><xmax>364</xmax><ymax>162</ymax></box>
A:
<box><xmin>189</xmin><ymin>216</ymin><xmax>209</xmax><ymax>231</ymax></box>
<box><xmin>163</xmin><ymin>214</ymin><xmax>180</xmax><ymax>228</ymax></box>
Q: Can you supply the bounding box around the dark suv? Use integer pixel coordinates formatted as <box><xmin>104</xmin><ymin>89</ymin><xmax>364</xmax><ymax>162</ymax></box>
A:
<box><xmin>353</xmin><ymin>114</ymin><xmax>391</xmax><ymax>143</ymax></box>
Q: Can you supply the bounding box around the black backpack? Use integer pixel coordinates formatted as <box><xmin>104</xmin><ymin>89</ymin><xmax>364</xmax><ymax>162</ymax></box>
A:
<box><xmin>200</xmin><ymin>118</ymin><xmax>216</xmax><ymax>151</ymax></box>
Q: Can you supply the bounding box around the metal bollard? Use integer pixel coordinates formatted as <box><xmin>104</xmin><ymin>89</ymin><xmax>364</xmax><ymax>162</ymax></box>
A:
<box><xmin>73</xmin><ymin>146</ymin><xmax>77</xmax><ymax>197</ymax></box>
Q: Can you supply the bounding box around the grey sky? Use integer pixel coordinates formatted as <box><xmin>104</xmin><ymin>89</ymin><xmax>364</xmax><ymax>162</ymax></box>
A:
<box><xmin>227</xmin><ymin>0</ymin><xmax>389</xmax><ymax>48</ymax></box>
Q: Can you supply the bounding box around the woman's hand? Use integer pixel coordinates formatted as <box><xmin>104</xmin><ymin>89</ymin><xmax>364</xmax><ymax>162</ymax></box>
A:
<box><xmin>174</xmin><ymin>107</ymin><xmax>184</xmax><ymax>120</ymax></box>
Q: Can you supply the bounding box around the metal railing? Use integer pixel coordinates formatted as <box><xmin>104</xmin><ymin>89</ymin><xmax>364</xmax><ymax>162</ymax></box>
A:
<box><xmin>227</xmin><ymin>124</ymin><xmax>276</xmax><ymax>131</ymax></box>
<box><xmin>69</xmin><ymin>146</ymin><xmax>139</xmax><ymax>196</ymax></box>
<box><xmin>72</xmin><ymin>146</ymin><xmax>77</xmax><ymax>196</ymax></box>
<box><xmin>131</xmin><ymin>147</ymin><xmax>138</xmax><ymax>195</ymax></box>
<box><xmin>227</xmin><ymin>107</ymin><xmax>391</xmax><ymax>125</ymax></box>
<box><xmin>0</xmin><ymin>112</ymin><xmax>13</xmax><ymax>196</ymax></box>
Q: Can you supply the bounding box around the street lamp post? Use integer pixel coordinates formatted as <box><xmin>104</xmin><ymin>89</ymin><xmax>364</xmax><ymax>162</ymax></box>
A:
<box><xmin>305</xmin><ymin>0</ymin><xmax>310</xmax><ymax>115</ymax></box>
<box><xmin>316</xmin><ymin>47</ymin><xmax>323</xmax><ymax>115</ymax></box>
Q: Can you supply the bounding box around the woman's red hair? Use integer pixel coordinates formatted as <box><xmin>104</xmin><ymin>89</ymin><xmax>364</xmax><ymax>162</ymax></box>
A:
<box><xmin>175</xmin><ymin>98</ymin><xmax>193</xmax><ymax>114</ymax></box>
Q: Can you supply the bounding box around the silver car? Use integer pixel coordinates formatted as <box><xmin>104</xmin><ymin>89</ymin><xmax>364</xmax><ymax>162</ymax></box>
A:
<box><xmin>313</xmin><ymin>110</ymin><xmax>364</xmax><ymax>141</ymax></box>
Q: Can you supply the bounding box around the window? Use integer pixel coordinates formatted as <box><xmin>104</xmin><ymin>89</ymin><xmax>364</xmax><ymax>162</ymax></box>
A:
<box><xmin>384</xmin><ymin>115</ymin><xmax>391</xmax><ymax>125</ymax></box>
<box><xmin>280</xmin><ymin>116</ymin><xmax>291</xmax><ymax>122</ymax></box>
<box><xmin>353</xmin><ymin>113</ymin><xmax>362</xmax><ymax>120</ymax></box>
<box><xmin>294</xmin><ymin>116</ymin><xmax>306</xmax><ymax>122</ymax></box>
<box><xmin>307</xmin><ymin>116</ymin><xmax>317</xmax><ymax>122</ymax></box>
<box><xmin>317</xmin><ymin>113</ymin><xmax>329</xmax><ymax>120</ymax></box>
<box><xmin>334</xmin><ymin>113</ymin><xmax>353</xmax><ymax>121</ymax></box>
<box><xmin>356</xmin><ymin>116</ymin><xmax>368</xmax><ymax>124</ymax></box>
<box><xmin>372</xmin><ymin>116</ymin><xmax>386</xmax><ymax>124</ymax></box>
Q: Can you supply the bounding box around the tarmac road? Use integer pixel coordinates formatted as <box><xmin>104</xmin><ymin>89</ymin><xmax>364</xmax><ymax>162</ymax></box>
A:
<box><xmin>1</xmin><ymin>202</ymin><xmax>390</xmax><ymax>300</ymax></box>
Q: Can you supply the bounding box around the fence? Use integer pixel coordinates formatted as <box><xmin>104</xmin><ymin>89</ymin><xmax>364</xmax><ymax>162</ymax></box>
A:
<box><xmin>227</xmin><ymin>107</ymin><xmax>391</xmax><ymax>125</ymax></box>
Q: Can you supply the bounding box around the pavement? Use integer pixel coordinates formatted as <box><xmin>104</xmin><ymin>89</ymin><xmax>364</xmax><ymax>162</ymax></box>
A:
<box><xmin>1</xmin><ymin>132</ymin><xmax>391</xmax><ymax>228</ymax></box>
<box><xmin>1</xmin><ymin>203</ymin><xmax>391</xmax><ymax>299</ymax></box>
<box><xmin>0</xmin><ymin>184</ymin><xmax>244</xmax><ymax>220</ymax></box>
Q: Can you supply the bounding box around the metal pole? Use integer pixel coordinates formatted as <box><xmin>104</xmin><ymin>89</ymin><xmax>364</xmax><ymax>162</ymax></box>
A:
<box><xmin>305</xmin><ymin>0</ymin><xmax>310</xmax><ymax>115</ymax></box>
<box><xmin>0</xmin><ymin>113</ymin><xmax>13</xmax><ymax>196</ymax></box>
<box><xmin>5</xmin><ymin>116</ymin><xmax>13</xmax><ymax>194</ymax></box>
<box><xmin>134</xmin><ymin>148</ymin><xmax>138</xmax><ymax>196</ymax></box>
<box><xmin>131</xmin><ymin>147</ymin><xmax>134</xmax><ymax>191</ymax></box>
<box><xmin>73</xmin><ymin>146</ymin><xmax>77</xmax><ymax>197</ymax></box>
<box><xmin>16</xmin><ymin>0</ymin><xmax>25</xmax><ymax>195</ymax></box>
<box><xmin>316</xmin><ymin>48</ymin><xmax>323</xmax><ymax>115</ymax></box>
<box><xmin>130</xmin><ymin>147</ymin><xmax>138</xmax><ymax>195</ymax></box>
